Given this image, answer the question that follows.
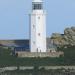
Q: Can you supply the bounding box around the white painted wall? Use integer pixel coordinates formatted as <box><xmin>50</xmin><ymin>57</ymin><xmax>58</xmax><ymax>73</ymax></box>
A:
<box><xmin>30</xmin><ymin>10</ymin><xmax>46</xmax><ymax>52</ymax></box>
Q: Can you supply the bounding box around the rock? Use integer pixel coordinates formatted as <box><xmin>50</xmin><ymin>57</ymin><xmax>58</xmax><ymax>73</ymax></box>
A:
<box><xmin>51</xmin><ymin>33</ymin><xmax>62</xmax><ymax>39</ymax></box>
<box><xmin>50</xmin><ymin>26</ymin><xmax>75</xmax><ymax>47</ymax></box>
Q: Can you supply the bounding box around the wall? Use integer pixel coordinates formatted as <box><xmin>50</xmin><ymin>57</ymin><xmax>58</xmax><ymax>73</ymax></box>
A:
<box><xmin>15</xmin><ymin>51</ymin><xmax>64</xmax><ymax>57</ymax></box>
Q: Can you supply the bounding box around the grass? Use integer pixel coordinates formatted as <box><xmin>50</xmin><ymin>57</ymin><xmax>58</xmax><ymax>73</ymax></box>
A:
<box><xmin>0</xmin><ymin>47</ymin><xmax>63</xmax><ymax>67</ymax></box>
<box><xmin>0</xmin><ymin>46</ymin><xmax>75</xmax><ymax>67</ymax></box>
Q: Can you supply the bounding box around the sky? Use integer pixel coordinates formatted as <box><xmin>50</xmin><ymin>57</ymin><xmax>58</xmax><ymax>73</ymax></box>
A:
<box><xmin>0</xmin><ymin>0</ymin><xmax>75</xmax><ymax>39</ymax></box>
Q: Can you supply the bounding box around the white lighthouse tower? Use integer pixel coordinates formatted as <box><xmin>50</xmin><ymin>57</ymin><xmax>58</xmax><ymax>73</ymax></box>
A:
<box><xmin>30</xmin><ymin>0</ymin><xmax>46</xmax><ymax>52</ymax></box>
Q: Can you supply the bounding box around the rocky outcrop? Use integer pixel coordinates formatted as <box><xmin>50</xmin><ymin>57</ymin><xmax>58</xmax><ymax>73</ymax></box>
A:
<box><xmin>50</xmin><ymin>33</ymin><xmax>67</xmax><ymax>46</ymax></box>
<box><xmin>50</xmin><ymin>26</ymin><xmax>75</xmax><ymax>46</ymax></box>
<box><xmin>64</xmin><ymin>27</ymin><xmax>75</xmax><ymax>45</ymax></box>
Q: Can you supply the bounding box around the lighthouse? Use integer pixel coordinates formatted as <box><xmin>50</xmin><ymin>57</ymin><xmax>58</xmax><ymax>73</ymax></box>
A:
<box><xmin>30</xmin><ymin>0</ymin><xmax>46</xmax><ymax>52</ymax></box>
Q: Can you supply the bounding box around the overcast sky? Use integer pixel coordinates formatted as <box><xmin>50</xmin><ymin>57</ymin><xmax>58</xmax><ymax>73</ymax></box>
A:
<box><xmin>0</xmin><ymin>0</ymin><xmax>75</xmax><ymax>39</ymax></box>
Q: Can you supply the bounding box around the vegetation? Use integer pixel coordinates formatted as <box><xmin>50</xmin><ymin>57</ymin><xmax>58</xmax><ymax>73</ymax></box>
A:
<box><xmin>57</xmin><ymin>45</ymin><xmax>75</xmax><ymax>65</ymax></box>
<box><xmin>0</xmin><ymin>46</ymin><xmax>75</xmax><ymax>67</ymax></box>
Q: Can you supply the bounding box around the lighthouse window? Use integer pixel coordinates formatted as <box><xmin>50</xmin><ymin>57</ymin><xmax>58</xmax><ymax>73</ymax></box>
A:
<box><xmin>33</xmin><ymin>25</ymin><xmax>35</xmax><ymax>29</ymax></box>
<box><xmin>33</xmin><ymin>41</ymin><xmax>35</xmax><ymax>44</ymax></box>
<box><xmin>38</xmin><ymin>33</ymin><xmax>40</xmax><ymax>36</ymax></box>
<box><xmin>38</xmin><ymin>16</ymin><xmax>40</xmax><ymax>19</ymax></box>
<box><xmin>33</xmin><ymin>4</ymin><xmax>42</xmax><ymax>10</ymax></box>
